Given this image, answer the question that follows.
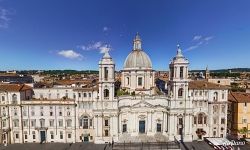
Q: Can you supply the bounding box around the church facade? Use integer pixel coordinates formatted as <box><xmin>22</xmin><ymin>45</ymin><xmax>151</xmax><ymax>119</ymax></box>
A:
<box><xmin>0</xmin><ymin>34</ymin><xmax>228</xmax><ymax>144</ymax></box>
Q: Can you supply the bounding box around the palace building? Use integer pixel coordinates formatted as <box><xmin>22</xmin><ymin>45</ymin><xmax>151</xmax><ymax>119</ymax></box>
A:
<box><xmin>0</xmin><ymin>34</ymin><xmax>228</xmax><ymax>144</ymax></box>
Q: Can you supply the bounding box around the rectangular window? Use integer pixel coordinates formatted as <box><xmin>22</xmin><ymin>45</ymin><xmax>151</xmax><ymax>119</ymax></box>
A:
<box><xmin>157</xmin><ymin>123</ymin><xmax>162</xmax><ymax>132</ymax></box>
<box><xmin>84</xmin><ymin>93</ymin><xmax>87</xmax><ymax>97</ymax></box>
<box><xmin>245</xmin><ymin>102</ymin><xmax>247</xmax><ymax>107</ymax></box>
<box><xmin>123</xmin><ymin>124</ymin><xmax>127</xmax><ymax>133</ymax></box>
<box><xmin>32</xmin><ymin>131</ymin><xmax>36</xmax><ymax>139</ymax></box>
<box><xmin>49</xmin><ymin>120</ymin><xmax>54</xmax><ymax>127</ymax></box>
<box><xmin>89</xmin><ymin>119</ymin><xmax>92</xmax><ymax>127</ymax></box>
<box><xmin>179</xmin><ymin>118</ymin><xmax>183</xmax><ymax>125</ymax></box>
<box><xmin>67</xmin><ymin>120</ymin><xmax>72</xmax><ymax>127</ymax></box>
<box><xmin>78</xmin><ymin>93</ymin><xmax>81</xmax><ymax>98</ymax></box>
<box><xmin>89</xmin><ymin>93</ymin><xmax>91</xmax><ymax>98</ymax></box>
<box><xmin>104</xmin><ymin>119</ymin><xmax>109</xmax><ymax>127</ymax></box>
<box><xmin>23</xmin><ymin>120</ymin><xmax>28</xmax><ymax>127</ymax></box>
<box><xmin>221</xmin><ymin>118</ymin><xmax>225</xmax><ymax>124</ymax></box>
<box><xmin>50</xmin><ymin>111</ymin><xmax>53</xmax><ymax>116</ymax></box>
<box><xmin>83</xmin><ymin>119</ymin><xmax>88</xmax><ymax>129</ymax></box>
<box><xmin>104</xmin><ymin>130</ymin><xmax>109</xmax><ymax>136</ymax></box>
<box><xmin>2</xmin><ymin>120</ymin><xmax>6</xmax><ymax>127</ymax></box>
<box><xmin>60</xmin><ymin>131</ymin><xmax>63</xmax><ymax>139</ymax></box>
<box><xmin>50</xmin><ymin>132</ymin><xmax>54</xmax><ymax>139</ymax></box>
<box><xmin>194</xmin><ymin>117</ymin><xmax>197</xmax><ymax>124</ymax></box>
<box><xmin>138</xmin><ymin>77</ymin><xmax>143</xmax><ymax>86</ymax></box>
<box><xmin>15</xmin><ymin>134</ymin><xmax>19</xmax><ymax>139</ymax></box>
<box><xmin>31</xmin><ymin>120</ymin><xmax>36</xmax><ymax>127</ymax></box>
<box><xmin>68</xmin><ymin>134</ymin><xmax>71</xmax><ymax>138</ymax></box>
<box><xmin>59</xmin><ymin>120</ymin><xmax>63</xmax><ymax>127</ymax></box>
<box><xmin>24</xmin><ymin>134</ymin><xmax>28</xmax><ymax>139</ymax></box>
<box><xmin>13</xmin><ymin>119</ymin><xmax>19</xmax><ymax>127</ymax></box>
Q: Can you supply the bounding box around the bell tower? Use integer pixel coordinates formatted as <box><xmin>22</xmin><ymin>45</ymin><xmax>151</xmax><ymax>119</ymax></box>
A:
<box><xmin>168</xmin><ymin>45</ymin><xmax>189</xmax><ymax>100</ymax></box>
<box><xmin>98</xmin><ymin>49</ymin><xmax>115</xmax><ymax>101</ymax></box>
<box><xmin>168</xmin><ymin>45</ymin><xmax>192</xmax><ymax>142</ymax></box>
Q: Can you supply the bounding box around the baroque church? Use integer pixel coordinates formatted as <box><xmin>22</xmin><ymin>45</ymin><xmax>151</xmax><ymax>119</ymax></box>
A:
<box><xmin>0</xmin><ymin>34</ymin><xmax>228</xmax><ymax>144</ymax></box>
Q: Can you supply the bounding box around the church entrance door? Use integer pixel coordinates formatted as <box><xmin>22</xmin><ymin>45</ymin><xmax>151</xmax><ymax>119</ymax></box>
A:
<box><xmin>139</xmin><ymin>120</ymin><xmax>145</xmax><ymax>133</ymax></box>
<box><xmin>40</xmin><ymin>131</ymin><xmax>46</xmax><ymax>143</ymax></box>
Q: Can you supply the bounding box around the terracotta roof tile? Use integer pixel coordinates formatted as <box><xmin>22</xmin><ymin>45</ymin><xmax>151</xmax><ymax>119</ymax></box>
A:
<box><xmin>189</xmin><ymin>80</ymin><xmax>229</xmax><ymax>90</ymax></box>
<box><xmin>0</xmin><ymin>84</ymin><xmax>32</xmax><ymax>92</ymax></box>
<box><xmin>228</xmin><ymin>91</ymin><xmax>250</xmax><ymax>103</ymax></box>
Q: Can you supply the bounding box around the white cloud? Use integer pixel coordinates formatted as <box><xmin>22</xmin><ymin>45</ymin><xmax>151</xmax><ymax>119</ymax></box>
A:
<box><xmin>0</xmin><ymin>8</ymin><xmax>10</xmax><ymax>28</ymax></box>
<box><xmin>79</xmin><ymin>41</ymin><xmax>111</xmax><ymax>53</ymax></box>
<box><xmin>204</xmin><ymin>36</ymin><xmax>213</xmax><ymax>41</ymax></box>
<box><xmin>193</xmin><ymin>35</ymin><xmax>202</xmax><ymax>41</ymax></box>
<box><xmin>58</xmin><ymin>50</ymin><xmax>83</xmax><ymax>60</ymax></box>
<box><xmin>186</xmin><ymin>45</ymin><xmax>199</xmax><ymax>51</ymax></box>
<box><xmin>103</xmin><ymin>26</ymin><xmax>109</xmax><ymax>32</ymax></box>
<box><xmin>80</xmin><ymin>41</ymin><xmax>102</xmax><ymax>51</ymax></box>
<box><xmin>185</xmin><ymin>35</ymin><xmax>214</xmax><ymax>52</ymax></box>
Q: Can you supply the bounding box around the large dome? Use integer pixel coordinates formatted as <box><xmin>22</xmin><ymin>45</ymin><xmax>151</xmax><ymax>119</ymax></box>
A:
<box><xmin>123</xmin><ymin>50</ymin><xmax>152</xmax><ymax>69</ymax></box>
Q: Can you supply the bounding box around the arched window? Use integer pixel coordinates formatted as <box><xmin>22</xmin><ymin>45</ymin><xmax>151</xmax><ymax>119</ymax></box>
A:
<box><xmin>198</xmin><ymin>114</ymin><xmax>203</xmax><ymax>124</ymax></box>
<box><xmin>178</xmin><ymin>88</ymin><xmax>183</xmax><ymax>97</ymax></box>
<box><xmin>213</xmin><ymin>92</ymin><xmax>218</xmax><ymax>101</ymax></box>
<box><xmin>127</xmin><ymin>77</ymin><xmax>130</xmax><ymax>85</ymax></box>
<box><xmin>12</xmin><ymin>94</ymin><xmax>17</xmax><ymax>104</ymax></box>
<box><xmin>82</xmin><ymin>116</ymin><xmax>89</xmax><ymax>129</ymax></box>
<box><xmin>104</xmin><ymin>67</ymin><xmax>108</xmax><ymax>80</ymax></box>
<box><xmin>104</xmin><ymin>89</ymin><xmax>109</xmax><ymax>98</ymax></box>
<box><xmin>180</xmin><ymin>66</ymin><xmax>184</xmax><ymax>78</ymax></box>
<box><xmin>213</xmin><ymin>105</ymin><xmax>218</xmax><ymax>114</ymax></box>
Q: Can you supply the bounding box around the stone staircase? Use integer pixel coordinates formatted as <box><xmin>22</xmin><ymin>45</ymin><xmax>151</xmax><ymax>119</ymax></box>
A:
<box><xmin>118</xmin><ymin>133</ymin><xmax>169</xmax><ymax>143</ymax></box>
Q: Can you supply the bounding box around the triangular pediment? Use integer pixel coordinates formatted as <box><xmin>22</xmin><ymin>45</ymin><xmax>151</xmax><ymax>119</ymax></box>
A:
<box><xmin>131</xmin><ymin>100</ymin><xmax>154</xmax><ymax>108</ymax></box>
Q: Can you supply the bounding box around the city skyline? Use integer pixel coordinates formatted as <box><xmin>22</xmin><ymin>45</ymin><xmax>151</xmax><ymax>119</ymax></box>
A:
<box><xmin>0</xmin><ymin>0</ymin><xmax>250</xmax><ymax>70</ymax></box>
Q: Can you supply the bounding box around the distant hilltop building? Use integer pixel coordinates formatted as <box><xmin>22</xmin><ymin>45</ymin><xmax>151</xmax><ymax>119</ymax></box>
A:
<box><xmin>0</xmin><ymin>34</ymin><xmax>228</xmax><ymax>144</ymax></box>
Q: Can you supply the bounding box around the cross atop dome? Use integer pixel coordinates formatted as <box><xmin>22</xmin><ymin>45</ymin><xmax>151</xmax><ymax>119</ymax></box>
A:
<box><xmin>133</xmin><ymin>32</ymin><xmax>142</xmax><ymax>50</ymax></box>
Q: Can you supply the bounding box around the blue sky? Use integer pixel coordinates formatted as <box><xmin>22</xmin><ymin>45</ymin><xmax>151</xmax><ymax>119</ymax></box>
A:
<box><xmin>0</xmin><ymin>0</ymin><xmax>250</xmax><ymax>71</ymax></box>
